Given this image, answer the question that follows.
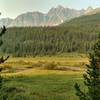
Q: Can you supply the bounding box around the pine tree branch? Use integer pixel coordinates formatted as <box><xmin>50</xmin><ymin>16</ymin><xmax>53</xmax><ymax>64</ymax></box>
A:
<box><xmin>0</xmin><ymin>56</ymin><xmax>9</xmax><ymax>64</ymax></box>
<box><xmin>74</xmin><ymin>83</ymin><xmax>87</xmax><ymax>99</ymax></box>
<box><xmin>0</xmin><ymin>26</ymin><xmax>6</xmax><ymax>37</ymax></box>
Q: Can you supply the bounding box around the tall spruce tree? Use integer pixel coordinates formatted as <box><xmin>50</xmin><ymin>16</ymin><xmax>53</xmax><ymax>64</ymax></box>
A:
<box><xmin>74</xmin><ymin>33</ymin><xmax>100</xmax><ymax>100</ymax></box>
<box><xmin>0</xmin><ymin>26</ymin><xmax>9</xmax><ymax>90</ymax></box>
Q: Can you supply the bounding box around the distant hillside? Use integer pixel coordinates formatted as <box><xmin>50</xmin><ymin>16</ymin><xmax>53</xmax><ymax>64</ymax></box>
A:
<box><xmin>8</xmin><ymin>6</ymin><xmax>85</xmax><ymax>27</ymax></box>
<box><xmin>0</xmin><ymin>18</ymin><xmax>13</xmax><ymax>27</ymax></box>
<box><xmin>61</xmin><ymin>12</ymin><xmax>100</xmax><ymax>33</ymax></box>
<box><xmin>1</xmin><ymin>6</ymin><xmax>100</xmax><ymax>27</ymax></box>
<box><xmin>86</xmin><ymin>7</ymin><xmax>100</xmax><ymax>15</ymax></box>
<box><xmin>0</xmin><ymin>10</ymin><xmax>100</xmax><ymax>56</ymax></box>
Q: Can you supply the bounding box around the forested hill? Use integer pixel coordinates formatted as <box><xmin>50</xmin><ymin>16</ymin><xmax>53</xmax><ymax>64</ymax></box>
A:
<box><xmin>61</xmin><ymin>12</ymin><xmax>100</xmax><ymax>33</ymax></box>
<box><xmin>1</xmin><ymin>13</ymin><xmax>100</xmax><ymax>57</ymax></box>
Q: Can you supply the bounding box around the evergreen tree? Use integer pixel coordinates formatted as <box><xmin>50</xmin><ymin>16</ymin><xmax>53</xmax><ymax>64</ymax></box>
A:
<box><xmin>74</xmin><ymin>33</ymin><xmax>100</xmax><ymax>100</ymax></box>
<box><xmin>0</xmin><ymin>26</ymin><xmax>9</xmax><ymax>90</ymax></box>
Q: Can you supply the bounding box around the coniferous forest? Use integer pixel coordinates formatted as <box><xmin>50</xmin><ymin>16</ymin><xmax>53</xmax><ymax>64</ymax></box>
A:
<box><xmin>1</xmin><ymin>13</ymin><xmax>100</xmax><ymax>57</ymax></box>
<box><xmin>0</xmin><ymin>26</ymin><xmax>96</xmax><ymax>56</ymax></box>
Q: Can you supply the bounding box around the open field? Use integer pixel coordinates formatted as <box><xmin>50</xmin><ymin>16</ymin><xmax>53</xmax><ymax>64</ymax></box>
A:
<box><xmin>2</xmin><ymin>69</ymin><xmax>84</xmax><ymax>100</ymax></box>
<box><xmin>0</xmin><ymin>54</ymin><xmax>88</xmax><ymax>100</ymax></box>
<box><xmin>0</xmin><ymin>53</ymin><xmax>89</xmax><ymax>72</ymax></box>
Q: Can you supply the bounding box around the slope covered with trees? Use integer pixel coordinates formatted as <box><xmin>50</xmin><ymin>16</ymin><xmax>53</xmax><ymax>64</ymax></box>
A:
<box><xmin>61</xmin><ymin>12</ymin><xmax>100</xmax><ymax>33</ymax></box>
<box><xmin>1</xmin><ymin>13</ymin><xmax>100</xmax><ymax>56</ymax></box>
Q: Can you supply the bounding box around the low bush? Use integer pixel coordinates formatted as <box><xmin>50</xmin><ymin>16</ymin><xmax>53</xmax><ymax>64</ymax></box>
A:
<box><xmin>43</xmin><ymin>61</ymin><xmax>57</xmax><ymax>70</ymax></box>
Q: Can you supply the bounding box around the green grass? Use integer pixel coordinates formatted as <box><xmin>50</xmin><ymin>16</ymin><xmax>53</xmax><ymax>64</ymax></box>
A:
<box><xmin>2</xmin><ymin>73</ymin><xmax>84</xmax><ymax>100</ymax></box>
<box><xmin>1</xmin><ymin>53</ymin><xmax>88</xmax><ymax>69</ymax></box>
<box><xmin>0</xmin><ymin>53</ymin><xmax>88</xmax><ymax>100</ymax></box>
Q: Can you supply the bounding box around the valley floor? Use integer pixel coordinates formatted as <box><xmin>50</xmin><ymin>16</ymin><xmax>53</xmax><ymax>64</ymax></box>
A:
<box><xmin>0</xmin><ymin>54</ymin><xmax>87</xmax><ymax>100</ymax></box>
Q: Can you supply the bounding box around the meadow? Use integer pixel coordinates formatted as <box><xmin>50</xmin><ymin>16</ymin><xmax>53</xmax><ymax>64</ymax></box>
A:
<box><xmin>0</xmin><ymin>53</ymin><xmax>88</xmax><ymax>100</ymax></box>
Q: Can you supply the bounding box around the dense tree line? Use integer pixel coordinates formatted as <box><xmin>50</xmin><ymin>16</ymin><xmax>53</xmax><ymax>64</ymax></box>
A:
<box><xmin>1</xmin><ymin>12</ymin><xmax>100</xmax><ymax>57</ymax></box>
<box><xmin>0</xmin><ymin>26</ymin><xmax>98</xmax><ymax>57</ymax></box>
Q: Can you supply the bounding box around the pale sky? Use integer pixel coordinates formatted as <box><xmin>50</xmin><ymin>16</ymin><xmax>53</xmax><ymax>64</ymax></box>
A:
<box><xmin>0</xmin><ymin>0</ymin><xmax>100</xmax><ymax>19</ymax></box>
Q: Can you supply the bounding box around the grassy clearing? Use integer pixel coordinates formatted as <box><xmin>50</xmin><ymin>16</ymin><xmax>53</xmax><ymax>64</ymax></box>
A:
<box><xmin>4</xmin><ymin>68</ymin><xmax>83</xmax><ymax>76</ymax></box>
<box><xmin>0</xmin><ymin>53</ymin><xmax>87</xmax><ymax>100</ymax></box>
<box><xmin>2</xmin><ymin>69</ymin><xmax>84</xmax><ymax>100</ymax></box>
<box><xmin>1</xmin><ymin>53</ymin><xmax>88</xmax><ymax>70</ymax></box>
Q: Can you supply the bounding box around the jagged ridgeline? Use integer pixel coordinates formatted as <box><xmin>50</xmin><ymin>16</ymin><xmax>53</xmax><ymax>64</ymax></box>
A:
<box><xmin>1</xmin><ymin>13</ymin><xmax>100</xmax><ymax>56</ymax></box>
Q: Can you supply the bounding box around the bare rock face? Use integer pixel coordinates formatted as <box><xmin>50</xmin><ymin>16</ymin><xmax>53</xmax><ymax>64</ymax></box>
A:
<box><xmin>85</xmin><ymin>6</ymin><xmax>93</xmax><ymax>14</ymax></box>
<box><xmin>0</xmin><ymin>6</ymin><xmax>99</xmax><ymax>27</ymax></box>
<box><xmin>9</xmin><ymin>12</ymin><xmax>48</xmax><ymax>27</ymax></box>
<box><xmin>0</xmin><ymin>18</ymin><xmax>13</xmax><ymax>27</ymax></box>
<box><xmin>8</xmin><ymin>6</ymin><xmax>85</xmax><ymax>27</ymax></box>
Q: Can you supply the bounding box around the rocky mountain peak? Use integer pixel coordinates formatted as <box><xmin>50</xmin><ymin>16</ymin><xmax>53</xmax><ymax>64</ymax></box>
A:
<box><xmin>0</xmin><ymin>6</ymin><xmax>99</xmax><ymax>27</ymax></box>
<box><xmin>85</xmin><ymin>6</ymin><xmax>94</xmax><ymax>14</ymax></box>
<box><xmin>87</xmin><ymin>6</ymin><xmax>93</xmax><ymax>11</ymax></box>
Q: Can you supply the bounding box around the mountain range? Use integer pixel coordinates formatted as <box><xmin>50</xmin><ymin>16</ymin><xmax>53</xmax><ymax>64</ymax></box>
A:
<box><xmin>0</xmin><ymin>5</ymin><xmax>100</xmax><ymax>27</ymax></box>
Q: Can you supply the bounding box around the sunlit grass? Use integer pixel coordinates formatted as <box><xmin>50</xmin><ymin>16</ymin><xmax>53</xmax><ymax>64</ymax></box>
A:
<box><xmin>4</xmin><ymin>68</ymin><xmax>83</xmax><ymax>76</ymax></box>
<box><xmin>0</xmin><ymin>54</ymin><xmax>87</xmax><ymax>100</ymax></box>
<box><xmin>2</xmin><ymin>53</ymin><xmax>89</xmax><ymax>69</ymax></box>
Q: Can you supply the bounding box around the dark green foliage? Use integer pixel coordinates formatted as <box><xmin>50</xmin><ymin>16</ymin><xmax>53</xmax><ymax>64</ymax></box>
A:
<box><xmin>74</xmin><ymin>83</ymin><xmax>89</xmax><ymax>100</ymax></box>
<box><xmin>0</xmin><ymin>26</ymin><xmax>6</xmax><ymax>37</ymax></box>
<box><xmin>0</xmin><ymin>26</ymin><xmax>6</xmax><ymax>47</ymax></box>
<box><xmin>74</xmin><ymin>33</ymin><xmax>100</xmax><ymax>100</ymax></box>
<box><xmin>0</xmin><ymin>26</ymin><xmax>9</xmax><ymax>99</ymax></box>
<box><xmin>0</xmin><ymin>76</ymin><xmax>3</xmax><ymax>90</ymax></box>
<box><xmin>0</xmin><ymin>56</ymin><xmax>9</xmax><ymax>64</ymax></box>
<box><xmin>0</xmin><ymin>26</ymin><xmax>98</xmax><ymax>57</ymax></box>
<box><xmin>0</xmin><ymin>26</ymin><xmax>9</xmax><ymax>64</ymax></box>
<box><xmin>1</xmin><ymin>13</ymin><xmax>100</xmax><ymax>56</ymax></box>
